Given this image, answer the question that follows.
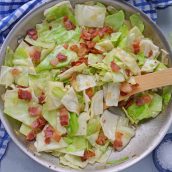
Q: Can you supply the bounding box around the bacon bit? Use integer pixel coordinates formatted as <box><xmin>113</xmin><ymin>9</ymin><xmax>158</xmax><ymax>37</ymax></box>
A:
<box><xmin>113</xmin><ymin>140</ymin><xmax>123</xmax><ymax>149</ymax></box>
<box><xmin>50</xmin><ymin>58</ymin><xmax>58</xmax><ymax>67</ymax></box>
<box><xmin>44</xmin><ymin>125</ymin><xmax>61</xmax><ymax>144</ymax></box>
<box><xmin>57</xmin><ymin>53</ymin><xmax>67</xmax><ymax>62</ymax></box>
<box><xmin>26</xmin><ymin>130</ymin><xmax>36</xmax><ymax>141</ymax></box>
<box><xmin>63</xmin><ymin>43</ymin><xmax>68</xmax><ymax>49</ymax></box>
<box><xmin>85</xmin><ymin>87</ymin><xmax>94</xmax><ymax>99</ymax></box>
<box><xmin>113</xmin><ymin>132</ymin><xmax>123</xmax><ymax>149</ymax></box>
<box><xmin>96</xmin><ymin>133</ymin><xmax>107</xmax><ymax>145</ymax></box>
<box><xmin>71</xmin><ymin>57</ymin><xmax>88</xmax><ymax>66</ymax></box>
<box><xmin>29</xmin><ymin>47</ymin><xmax>41</xmax><ymax>64</ymax></box>
<box><xmin>136</xmin><ymin>95</ymin><xmax>152</xmax><ymax>106</ymax></box>
<box><xmin>81</xmin><ymin>26</ymin><xmax>113</xmax><ymax>41</ymax></box>
<box><xmin>132</xmin><ymin>40</ymin><xmax>140</xmax><ymax>54</ymax></box>
<box><xmin>81</xmin><ymin>30</ymin><xmax>92</xmax><ymax>41</ymax></box>
<box><xmin>44</xmin><ymin>125</ymin><xmax>54</xmax><ymax>144</ymax></box>
<box><xmin>18</xmin><ymin>89</ymin><xmax>32</xmax><ymax>101</ymax></box>
<box><xmin>81</xmin><ymin>150</ymin><xmax>96</xmax><ymax>161</ymax></box>
<box><xmin>125</xmin><ymin>69</ymin><xmax>131</xmax><ymax>77</ymax></box>
<box><xmin>148</xmin><ymin>50</ymin><xmax>153</xmax><ymax>58</ymax></box>
<box><xmin>85</xmin><ymin>41</ymin><xmax>96</xmax><ymax>49</ymax></box>
<box><xmin>60</xmin><ymin>108</ymin><xmax>69</xmax><ymax>126</ymax></box>
<box><xmin>111</xmin><ymin>61</ymin><xmax>120</xmax><ymax>72</ymax></box>
<box><xmin>31</xmin><ymin>116</ymin><xmax>47</xmax><ymax>130</ymax></box>
<box><xmin>90</xmin><ymin>48</ymin><xmax>103</xmax><ymax>54</ymax></box>
<box><xmin>70</xmin><ymin>44</ymin><xmax>79</xmax><ymax>53</ymax></box>
<box><xmin>11</xmin><ymin>68</ymin><xmax>21</xmax><ymax>76</ymax></box>
<box><xmin>27</xmin><ymin>28</ymin><xmax>38</xmax><ymax>40</ymax></box>
<box><xmin>120</xmin><ymin>82</ymin><xmax>133</xmax><ymax>94</ymax></box>
<box><xmin>77</xmin><ymin>46</ymin><xmax>89</xmax><ymax>57</ymax></box>
<box><xmin>38</xmin><ymin>92</ymin><xmax>46</xmax><ymax>105</ymax></box>
<box><xmin>63</xmin><ymin>16</ymin><xmax>76</xmax><ymax>30</ymax></box>
<box><xmin>28</xmin><ymin>106</ymin><xmax>42</xmax><ymax>117</ymax></box>
<box><xmin>52</xmin><ymin>131</ymin><xmax>61</xmax><ymax>142</ymax></box>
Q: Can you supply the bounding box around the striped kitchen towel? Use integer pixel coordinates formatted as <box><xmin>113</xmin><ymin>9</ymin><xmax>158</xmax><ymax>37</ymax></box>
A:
<box><xmin>0</xmin><ymin>0</ymin><xmax>172</xmax><ymax>160</ymax></box>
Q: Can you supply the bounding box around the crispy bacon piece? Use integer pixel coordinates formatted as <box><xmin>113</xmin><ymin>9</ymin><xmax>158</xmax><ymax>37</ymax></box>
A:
<box><xmin>81</xmin><ymin>30</ymin><xmax>92</xmax><ymax>41</ymax></box>
<box><xmin>57</xmin><ymin>53</ymin><xmax>67</xmax><ymax>62</ymax></box>
<box><xmin>81</xmin><ymin>150</ymin><xmax>95</xmax><ymax>161</ymax></box>
<box><xmin>63</xmin><ymin>16</ymin><xmax>76</xmax><ymax>30</ymax></box>
<box><xmin>26</xmin><ymin>130</ymin><xmax>36</xmax><ymax>141</ymax></box>
<box><xmin>111</xmin><ymin>61</ymin><xmax>120</xmax><ymax>73</ymax></box>
<box><xmin>28</xmin><ymin>106</ymin><xmax>42</xmax><ymax>117</ymax></box>
<box><xmin>27</xmin><ymin>28</ymin><xmax>38</xmax><ymax>40</ymax></box>
<box><xmin>31</xmin><ymin>116</ymin><xmax>46</xmax><ymax>130</ymax></box>
<box><xmin>11</xmin><ymin>68</ymin><xmax>21</xmax><ymax>76</ymax></box>
<box><xmin>18</xmin><ymin>89</ymin><xmax>32</xmax><ymax>101</ymax></box>
<box><xmin>60</xmin><ymin>108</ymin><xmax>69</xmax><ymax>126</ymax></box>
<box><xmin>70</xmin><ymin>44</ymin><xmax>79</xmax><ymax>53</ymax></box>
<box><xmin>148</xmin><ymin>50</ymin><xmax>153</xmax><ymax>58</ymax></box>
<box><xmin>89</xmin><ymin>48</ymin><xmax>103</xmax><ymax>54</ymax></box>
<box><xmin>29</xmin><ymin>47</ymin><xmax>41</xmax><ymax>64</ymax></box>
<box><xmin>96</xmin><ymin>133</ymin><xmax>107</xmax><ymax>145</ymax></box>
<box><xmin>71</xmin><ymin>57</ymin><xmax>88</xmax><ymax>66</ymax></box>
<box><xmin>63</xmin><ymin>43</ymin><xmax>68</xmax><ymax>49</ymax></box>
<box><xmin>85</xmin><ymin>88</ymin><xmax>94</xmax><ymax>99</ymax></box>
<box><xmin>81</xmin><ymin>26</ymin><xmax>113</xmax><ymax>41</ymax></box>
<box><xmin>132</xmin><ymin>40</ymin><xmax>140</xmax><ymax>54</ymax></box>
<box><xmin>52</xmin><ymin>131</ymin><xmax>61</xmax><ymax>142</ymax></box>
<box><xmin>44</xmin><ymin>125</ymin><xmax>61</xmax><ymax>144</ymax></box>
<box><xmin>136</xmin><ymin>95</ymin><xmax>152</xmax><ymax>106</ymax></box>
<box><xmin>78</xmin><ymin>45</ymin><xmax>89</xmax><ymax>57</ymax></box>
<box><xmin>125</xmin><ymin>69</ymin><xmax>131</xmax><ymax>77</ymax></box>
<box><xmin>113</xmin><ymin>132</ymin><xmax>123</xmax><ymax>150</ymax></box>
<box><xmin>120</xmin><ymin>82</ymin><xmax>133</xmax><ymax>94</ymax></box>
<box><xmin>38</xmin><ymin>92</ymin><xmax>46</xmax><ymax>105</ymax></box>
<box><xmin>50</xmin><ymin>58</ymin><xmax>58</xmax><ymax>67</ymax></box>
<box><xmin>44</xmin><ymin>125</ymin><xmax>54</xmax><ymax>144</ymax></box>
<box><xmin>85</xmin><ymin>41</ymin><xmax>96</xmax><ymax>49</ymax></box>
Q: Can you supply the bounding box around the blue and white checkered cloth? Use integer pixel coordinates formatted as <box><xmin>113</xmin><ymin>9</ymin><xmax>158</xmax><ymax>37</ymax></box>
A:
<box><xmin>0</xmin><ymin>0</ymin><xmax>172</xmax><ymax>161</ymax></box>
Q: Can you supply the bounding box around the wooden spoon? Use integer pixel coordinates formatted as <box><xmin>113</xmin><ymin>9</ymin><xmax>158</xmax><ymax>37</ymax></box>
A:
<box><xmin>120</xmin><ymin>68</ymin><xmax>172</xmax><ymax>101</ymax></box>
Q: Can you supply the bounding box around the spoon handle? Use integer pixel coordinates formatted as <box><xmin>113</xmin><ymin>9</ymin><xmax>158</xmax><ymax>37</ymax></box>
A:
<box><xmin>120</xmin><ymin>68</ymin><xmax>172</xmax><ymax>101</ymax></box>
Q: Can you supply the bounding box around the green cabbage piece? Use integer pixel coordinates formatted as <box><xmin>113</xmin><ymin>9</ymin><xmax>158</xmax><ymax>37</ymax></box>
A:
<box><xmin>88</xmin><ymin>54</ymin><xmax>103</xmax><ymax>65</ymax></box>
<box><xmin>105</xmin><ymin>10</ymin><xmax>125</xmax><ymax>30</ymax></box>
<box><xmin>25</xmin><ymin>36</ymin><xmax>55</xmax><ymax>49</ymax></box>
<box><xmin>44</xmin><ymin>1</ymin><xmax>75</xmax><ymax>23</ymax></box>
<box><xmin>36</xmin><ymin>46</ymin><xmax>77</xmax><ymax>72</ymax></box>
<box><xmin>4</xmin><ymin>47</ymin><xmax>14</xmax><ymax>67</ymax></box>
<box><xmin>0</xmin><ymin>66</ymin><xmax>14</xmax><ymax>87</ymax></box>
<box><xmin>127</xmin><ymin>93</ymin><xmax>162</xmax><ymax>124</ymax></box>
<box><xmin>162</xmin><ymin>86</ymin><xmax>172</xmax><ymax>107</ymax></box>
<box><xmin>137</xmin><ymin>53</ymin><xmax>146</xmax><ymax>66</ymax></box>
<box><xmin>111</xmin><ymin>32</ymin><xmax>122</xmax><ymax>46</ymax></box>
<box><xmin>67</xmin><ymin>112</ymin><xmax>79</xmax><ymax>136</ymax></box>
<box><xmin>87</xmin><ymin>116</ymin><xmax>101</xmax><ymax>136</ymax></box>
<box><xmin>13</xmin><ymin>47</ymin><xmax>36</xmax><ymax>75</ymax></box>
<box><xmin>4</xmin><ymin>90</ymin><xmax>37</xmax><ymax>126</ymax></box>
<box><xmin>64</xmin><ymin>136</ymin><xmax>88</xmax><ymax>152</ymax></box>
<box><xmin>38</xmin><ymin>25</ymin><xmax>81</xmax><ymax>44</ymax></box>
<box><xmin>75</xmin><ymin>4</ymin><xmax>106</xmax><ymax>27</ymax></box>
<box><xmin>130</xmin><ymin>14</ymin><xmax>144</xmax><ymax>32</ymax></box>
<box><xmin>34</xmin><ymin>128</ymin><xmax>67</xmax><ymax>152</ymax></box>
<box><xmin>20</xmin><ymin>123</ymin><xmax>32</xmax><ymax>136</ymax></box>
<box><xmin>45</xmin><ymin>81</ymin><xmax>65</xmax><ymax>110</ymax></box>
<box><xmin>61</xmin><ymin>87</ymin><xmax>80</xmax><ymax>114</ymax></box>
